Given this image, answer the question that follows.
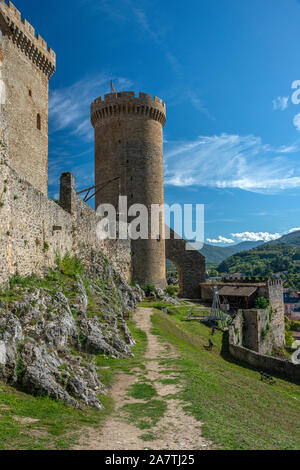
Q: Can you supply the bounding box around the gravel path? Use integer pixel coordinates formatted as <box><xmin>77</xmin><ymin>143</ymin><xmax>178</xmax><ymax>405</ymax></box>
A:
<box><xmin>73</xmin><ymin>307</ymin><xmax>211</xmax><ymax>450</ymax></box>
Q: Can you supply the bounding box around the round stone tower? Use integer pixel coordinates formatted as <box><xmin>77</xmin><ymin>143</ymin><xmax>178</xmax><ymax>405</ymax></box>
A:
<box><xmin>91</xmin><ymin>91</ymin><xmax>167</xmax><ymax>289</ymax></box>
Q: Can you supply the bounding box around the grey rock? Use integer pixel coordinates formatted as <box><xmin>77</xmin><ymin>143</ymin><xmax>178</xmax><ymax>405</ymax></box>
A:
<box><xmin>0</xmin><ymin>252</ymin><xmax>137</xmax><ymax>408</ymax></box>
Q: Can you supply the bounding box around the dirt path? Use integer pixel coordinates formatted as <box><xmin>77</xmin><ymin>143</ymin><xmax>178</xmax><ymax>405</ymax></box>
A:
<box><xmin>73</xmin><ymin>307</ymin><xmax>210</xmax><ymax>450</ymax></box>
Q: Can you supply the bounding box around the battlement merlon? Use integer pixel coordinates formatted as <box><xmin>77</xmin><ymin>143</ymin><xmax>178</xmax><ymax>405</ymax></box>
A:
<box><xmin>0</xmin><ymin>1</ymin><xmax>56</xmax><ymax>78</ymax></box>
<box><xmin>91</xmin><ymin>91</ymin><xmax>166</xmax><ymax>127</ymax></box>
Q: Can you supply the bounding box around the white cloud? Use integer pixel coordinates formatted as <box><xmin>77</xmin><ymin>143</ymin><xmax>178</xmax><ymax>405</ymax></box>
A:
<box><xmin>164</xmin><ymin>133</ymin><xmax>300</xmax><ymax>193</ymax></box>
<box><xmin>207</xmin><ymin>236</ymin><xmax>235</xmax><ymax>244</ymax></box>
<box><xmin>293</xmin><ymin>113</ymin><xmax>300</xmax><ymax>132</ymax></box>
<box><xmin>231</xmin><ymin>232</ymin><xmax>281</xmax><ymax>242</ymax></box>
<box><xmin>272</xmin><ymin>96</ymin><xmax>289</xmax><ymax>111</ymax></box>
<box><xmin>206</xmin><ymin>228</ymin><xmax>300</xmax><ymax>247</ymax></box>
<box><xmin>49</xmin><ymin>74</ymin><xmax>133</xmax><ymax>141</ymax></box>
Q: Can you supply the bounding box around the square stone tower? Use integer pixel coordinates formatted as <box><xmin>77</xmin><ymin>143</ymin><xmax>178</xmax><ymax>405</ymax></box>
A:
<box><xmin>0</xmin><ymin>1</ymin><xmax>55</xmax><ymax>194</ymax></box>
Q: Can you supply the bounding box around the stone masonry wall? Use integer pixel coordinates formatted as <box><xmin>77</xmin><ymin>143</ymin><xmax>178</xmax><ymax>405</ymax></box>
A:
<box><xmin>165</xmin><ymin>228</ymin><xmax>206</xmax><ymax>298</ymax></box>
<box><xmin>91</xmin><ymin>91</ymin><xmax>167</xmax><ymax>289</ymax></box>
<box><xmin>232</xmin><ymin>306</ymin><xmax>284</xmax><ymax>356</ymax></box>
<box><xmin>0</xmin><ymin>1</ymin><xmax>56</xmax><ymax>194</ymax></box>
<box><xmin>0</xmin><ymin>161</ymin><xmax>131</xmax><ymax>287</ymax></box>
<box><xmin>267</xmin><ymin>279</ymin><xmax>285</xmax><ymax>349</ymax></box>
<box><xmin>229</xmin><ymin>327</ymin><xmax>300</xmax><ymax>381</ymax></box>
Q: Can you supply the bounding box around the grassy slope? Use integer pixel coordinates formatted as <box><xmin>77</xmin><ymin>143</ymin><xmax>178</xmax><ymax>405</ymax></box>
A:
<box><xmin>148</xmin><ymin>304</ymin><xmax>300</xmax><ymax>450</ymax></box>
<box><xmin>1</xmin><ymin>299</ymin><xmax>299</xmax><ymax>450</ymax></box>
<box><xmin>0</xmin><ymin>385</ymin><xmax>111</xmax><ymax>450</ymax></box>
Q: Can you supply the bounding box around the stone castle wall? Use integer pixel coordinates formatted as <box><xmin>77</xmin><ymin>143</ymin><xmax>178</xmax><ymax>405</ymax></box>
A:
<box><xmin>0</xmin><ymin>159</ymin><xmax>131</xmax><ymax>287</ymax></box>
<box><xmin>231</xmin><ymin>281</ymin><xmax>285</xmax><ymax>356</ymax></box>
<box><xmin>229</xmin><ymin>328</ymin><xmax>300</xmax><ymax>381</ymax></box>
<box><xmin>91</xmin><ymin>91</ymin><xmax>167</xmax><ymax>289</ymax></box>
<box><xmin>0</xmin><ymin>1</ymin><xmax>56</xmax><ymax>194</ymax></box>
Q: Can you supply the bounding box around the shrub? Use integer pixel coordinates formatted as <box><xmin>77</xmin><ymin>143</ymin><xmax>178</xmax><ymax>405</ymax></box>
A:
<box><xmin>43</xmin><ymin>242</ymin><xmax>49</xmax><ymax>252</ymax></box>
<box><xmin>291</xmin><ymin>321</ymin><xmax>300</xmax><ymax>332</ymax></box>
<box><xmin>285</xmin><ymin>315</ymin><xmax>291</xmax><ymax>331</ymax></box>
<box><xmin>55</xmin><ymin>252</ymin><xmax>83</xmax><ymax>278</ymax></box>
<box><xmin>254</xmin><ymin>297</ymin><xmax>269</xmax><ymax>309</ymax></box>
<box><xmin>285</xmin><ymin>329</ymin><xmax>294</xmax><ymax>348</ymax></box>
<box><xmin>165</xmin><ymin>285</ymin><xmax>176</xmax><ymax>297</ymax></box>
<box><xmin>261</xmin><ymin>328</ymin><xmax>268</xmax><ymax>340</ymax></box>
<box><xmin>142</xmin><ymin>284</ymin><xmax>157</xmax><ymax>297</ymax></box>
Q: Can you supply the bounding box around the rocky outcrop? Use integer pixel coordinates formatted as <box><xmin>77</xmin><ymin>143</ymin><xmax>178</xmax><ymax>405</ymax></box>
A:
<box><xmin>0</xmin><ymin>253</ymin><xmax>144</xmax><ymax>409</ymax></box>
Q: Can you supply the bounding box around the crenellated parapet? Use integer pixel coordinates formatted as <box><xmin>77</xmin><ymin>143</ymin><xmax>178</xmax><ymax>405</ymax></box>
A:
<box><xmin>0</xmin><ymin>0</ymin><xmax>56</xmax><ymax>78</ymax></box>
<box><xmin>268</xmin><ymin>279</ymin><xmax>283</xmax><ymax>287</ymax></box>
<box><xmin>91</xmin><ymin>91</ymin><xmax>166</xmax><ymax>128</ymax></box>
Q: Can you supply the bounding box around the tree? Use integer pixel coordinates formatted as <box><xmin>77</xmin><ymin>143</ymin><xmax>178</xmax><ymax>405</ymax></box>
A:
<box><xmin>254</xmin><ymin>297</ymin><xmax>269</xmax><ymax>309</ymax></box>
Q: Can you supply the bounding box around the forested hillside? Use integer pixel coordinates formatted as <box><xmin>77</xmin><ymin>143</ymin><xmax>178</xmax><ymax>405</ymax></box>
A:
<box><xmin>218</xmin><ymin>231</ymin><xmax>300</xmax><ymax>287</ymax></box>
<box><xmin>199</xmin><ymin>241</ymin><xmax>263</xmax><ymax>264</ymax></box>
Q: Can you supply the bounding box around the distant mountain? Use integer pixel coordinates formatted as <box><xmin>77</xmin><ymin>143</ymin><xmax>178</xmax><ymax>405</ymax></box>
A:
<box><xmin>267</xmin><ymin>230</ymin><xmax>300</xmax><ymax>247</ymax></box>
<box><xmin>199</xmin><ymin>240</ymin><xmax>264</xmax><ymax>265</ymax></box>
<box><xmin>217</xmin><ymin>231</ymin><xmax>300</xmax><ymax>286</ymax></box>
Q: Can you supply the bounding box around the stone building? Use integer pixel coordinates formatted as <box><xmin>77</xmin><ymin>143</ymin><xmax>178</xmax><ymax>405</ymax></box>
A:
<box><xmin>229</xmin><ymin>279</ymin><xmax>286</xmax><ymax>355</ymax></box>
<box><xmin>0</xmin><ymin>1</ymin><xmax>55</xmax><ymax>194</ymax></box>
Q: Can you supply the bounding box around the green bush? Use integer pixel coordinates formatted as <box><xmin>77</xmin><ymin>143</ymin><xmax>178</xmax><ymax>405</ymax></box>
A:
<box><xmin>165</xmin><ymin>285</ymin><xmax>176</xmax><ymax>297</ymax></box>
<box><xmin>55</xmin><ymin>253</ymin><xmax>83</xmax><ymax>278</ymax></box>
<box><xmin>285</xmin><ymin>329</ymin><xmax>294</xmax><ymax>347</ymax></box>
<box><xmin>261</xmin><ymin>328</ymin><xmax>268</xmax><ymax>340</ymax></box>
<box><xmin>291</xmin><ymin>321</ymin><xmax>300</xmax><ymax>332</ymax></box>
<box><xmin>285</xmin><ymin>315</ymin><xmax>291</xmax><ymax>330</ymax></box>
<box><xmin>142</xmin><ymin>284</ymin><xmax>157</xmax><ymax>297</ymax></box>
<box><xmin>254</xmin><ymin>297</ymin><xmax>269</xmax><ymax>309</ymax></box>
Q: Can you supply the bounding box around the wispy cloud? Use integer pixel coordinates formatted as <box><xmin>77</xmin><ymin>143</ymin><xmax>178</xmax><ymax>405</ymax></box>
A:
<box><xmin>272</xmin><ymin>96</ymin><xmax>289</xmax><ymax>111</ymax></box>
<box><xmin>49</xmin><ymin>74</ymin><xmax>133</xmax><ymax>141</ymax></box>
<box><xmin>164</xmin><ymin>133</ymin><xmax>300</xmax><ymax>193</ymax></box>
<box><xmin>80</xmin><ymin>0</ymin><xmax>208</xmax><ymax>115</ymax></box>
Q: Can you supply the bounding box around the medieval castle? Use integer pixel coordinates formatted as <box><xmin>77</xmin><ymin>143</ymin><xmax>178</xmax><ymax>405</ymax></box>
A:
<box><xmin>0</xmin><ymin>0</ymin><xmax>298</xmax><ymax>382</ymax></box>
<box><xmin>0</xmin><ymin>0</ymin><xmax>205</xmax><ymax>298</ymax></box>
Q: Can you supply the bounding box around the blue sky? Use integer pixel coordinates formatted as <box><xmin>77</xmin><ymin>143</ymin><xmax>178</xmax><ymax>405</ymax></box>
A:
<box><xmin>15</xmin><ymin>0</ymin><xmax>300</xmax><ymax>245</ymax></box>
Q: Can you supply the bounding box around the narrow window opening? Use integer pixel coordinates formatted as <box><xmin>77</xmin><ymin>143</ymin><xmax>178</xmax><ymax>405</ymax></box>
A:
<box><xmin>37</xmin><ymin>113</ymin><xmax>41</xmax><ymax>130</ymax></box>
<box><xmin>28</xmin><ymin>89</ymin><xmax>32</xmax><ymax>97</ymax></box>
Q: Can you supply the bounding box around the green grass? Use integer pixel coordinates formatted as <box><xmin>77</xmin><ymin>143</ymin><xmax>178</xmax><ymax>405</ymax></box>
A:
<box><xmin>128</xmin><ymin>382</ymin><xmax>158</xmax><ymax>400</ymax></box>
<box><xmin>139</xmin><ymin>431</ymin><xmax>158</xmax><ymax>441</ymax></box>
<box><xmin>122</xmin><ymin>400</ymin><xmax>168</xmax><ymax>430</ymax></box>
<box><xmin>0</xmin><ymin>310</ymin><xmax>150</xmax><ymax>450</ymax></box>
<box><xmin>146</xmin><ymin>304</ymin><xmax>300</xmax><ymax>450</ymax></box>
<box><xmin>0</xmin><ymin>382</ymin><xmax>113</xmax><ymax>450</ymax></box>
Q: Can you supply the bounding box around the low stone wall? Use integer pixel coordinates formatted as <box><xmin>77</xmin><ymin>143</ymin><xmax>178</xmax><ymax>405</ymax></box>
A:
<box><xmin>0</xmin><ymin>159</ymin><xmax>132</xmax><ymax>286</ymax></box>
<box><xmin>229</xmin><ymin>327</ymin><xmax>300</xmax><ymax>381</ymax></box>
